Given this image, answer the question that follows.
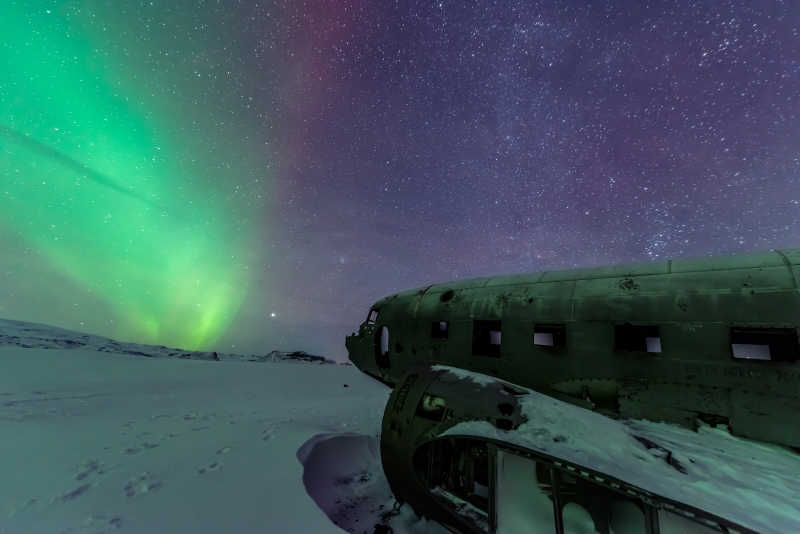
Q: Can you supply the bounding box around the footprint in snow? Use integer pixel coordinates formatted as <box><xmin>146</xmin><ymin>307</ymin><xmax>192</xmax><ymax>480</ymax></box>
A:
<box><xmin>56</xmin><ymin>483</ymin><xmax>92</xmax><ymax>503</ymax></box>
<box><xmin>197</xmin><ymin>461</ymin><xmax>222</xmax><ymax>475</ymax></box>
<box><xmin>123</xmin><ymin>472</ymin><xmax>163</xmax><ymax>498</ymax></box>
<box><xmin>54</xmin><ymin>459</ymin><xmax>109</xmax><ymax>503</ymax></box>
<box><xmin>83</xmin><ymin>513</ymin><xmax>124</xmax><ymax>531</ymax></box>
<box><xmin>123</xmin><ymin>442</ymin><xmax>160</xmax><ymax>455</ymax></box>
<box><xmin>75</xmin><ymin>459</ymin><xmax>105</xmax><ymax>481</ymax></box>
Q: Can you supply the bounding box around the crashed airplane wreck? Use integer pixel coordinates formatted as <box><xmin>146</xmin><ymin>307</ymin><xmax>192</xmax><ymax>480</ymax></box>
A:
<box><xmin>346</xmin><ymin>248</ymin><xmax>800</xmax><ymax>533</ymax></box>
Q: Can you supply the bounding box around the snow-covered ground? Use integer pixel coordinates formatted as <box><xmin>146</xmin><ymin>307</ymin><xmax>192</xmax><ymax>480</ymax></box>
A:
<box><xmin>0</xmin><ymin>320</ymin><xmax>445</xmax><ymax>534</ymax></box>
<box><xmin>14</xmin><ymin>319</ymin><xmax>796</xmax><ymax>534</ymax></box>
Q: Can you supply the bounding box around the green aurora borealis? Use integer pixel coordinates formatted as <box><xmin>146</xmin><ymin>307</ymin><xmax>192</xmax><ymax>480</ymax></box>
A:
<box><xmin>1</xmin><ymin>3</ymin><xmax>271</xmax><ymax>350</ymax></box>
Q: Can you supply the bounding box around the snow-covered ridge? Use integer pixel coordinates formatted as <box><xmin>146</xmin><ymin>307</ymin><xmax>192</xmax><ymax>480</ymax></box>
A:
<box><xmin>0</xmin><ymin>318</ymin><xmax>336</xmax><ymax>364</ymax></box>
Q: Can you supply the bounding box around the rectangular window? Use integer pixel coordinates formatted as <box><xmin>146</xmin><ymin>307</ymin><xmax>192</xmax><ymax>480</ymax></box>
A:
<box><xmin>367</xmin><ymin>309</ymin><xmax>379</xmax><ymax>324</ymax></box>
<box><xmin>730</xmin><ymin>327</ymin><xmax>799</xmax><ymax>362</ymax></box>
<box><xmin>490</xmin><ymin>330</ymin><xmax>502</xmax><ymax>345</ymax></box>
<box><xmin>534</xmin><ymin>324</ymin><xmax>566</xmax><ymax>348</ymax></box>
<box><xmin>473</xmin><ymin>320</ymin><xmax>501</xmax><ymax>357</ymax></box>
<box><xmin>431</xmin><ymin>321</ymin><xmax>449</xmax><ymax>339</ymax></box>
<box><xmin>645</xmin><ymin>336</ymin><xmax>662</xmax><ymax>353</ymax></box>
<box><xmin>615</xmin><ymin>324</ymin><xmax>661</xmax><ymax>353</ymax></box>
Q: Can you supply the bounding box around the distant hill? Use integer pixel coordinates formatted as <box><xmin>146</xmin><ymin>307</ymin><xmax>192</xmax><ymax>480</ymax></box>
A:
<box><xmin>0</xmin><ymin>318</ymin><xmax>335</xmax><ymax>364</ymax></box>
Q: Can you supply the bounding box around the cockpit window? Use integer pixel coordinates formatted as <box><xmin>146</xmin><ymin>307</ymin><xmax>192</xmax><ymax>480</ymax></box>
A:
<box><xmin>367</xmin><ymin>309</ymin><xmax>379</xmax><ymax>324</ymax></box>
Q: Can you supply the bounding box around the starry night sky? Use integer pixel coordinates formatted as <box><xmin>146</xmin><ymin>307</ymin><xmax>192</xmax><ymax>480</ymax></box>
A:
<box><xmin>1</xmin><ymin>1</ymin><xmax>799</xmax><ymax>360</ymax></box>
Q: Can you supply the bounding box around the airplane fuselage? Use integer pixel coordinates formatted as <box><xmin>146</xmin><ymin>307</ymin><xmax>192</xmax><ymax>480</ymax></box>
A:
<box><xmin>346</xmin><ymin>248</ymin><xmax>800</xmax><ymax>448</ymax></box>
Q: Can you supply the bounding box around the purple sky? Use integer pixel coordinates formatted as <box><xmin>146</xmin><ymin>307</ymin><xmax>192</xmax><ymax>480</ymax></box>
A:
<box><xmin>250</xmin><ymin>1</ymin><xmax>800</xmax><ymax>359</ymax></box>
<box><xmin>2</xmin><ymin>1</ymin><xmax>798</xmax><ymax>360</ymax></box>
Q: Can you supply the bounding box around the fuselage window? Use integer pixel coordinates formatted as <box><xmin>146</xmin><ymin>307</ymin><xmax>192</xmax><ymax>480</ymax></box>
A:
<box><xmin>375</xmin><ymin>326</ymin><xmax>390</xmax><ymax>368</ymax></box>
<box><xmin>473</xmin><ymin>320</ymin><xmax>502</xmax><ymax>357</ymax></box>
<box><xmin>431</xmin><ymin>321</ymin><xmax>449</xmax><ymax>339</ymax></box>
<box><xmin>646</xmin><ymin>336</ymin><xmax>662</xmax><ymax>353</ymax></box>
<box><xmin>367</xmin><ymin>309</ymin><xmax>379</xmax><ymax>324</ymax></box>
<box><xmin>615</xmin><ymin>323</ymin><xmax>662</xmax><ymax>353</ymax></box>
<box><xmin>730</xmin><ymin>327</ymin><xmax>799</xmax><ymax>362</ymax></box>
<box><xmin>534</xmin><ymin>324</ymin><xmax>566</xmax><ymax>348</ymax></box>
<box><xmin>380</xmin><ymin>326</ymin><xmax>389</xmax><ymax>356</ymax></box>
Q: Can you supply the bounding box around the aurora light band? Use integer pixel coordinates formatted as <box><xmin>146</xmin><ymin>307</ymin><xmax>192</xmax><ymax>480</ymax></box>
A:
<box><xmin>0</xmin><ymin>3</ymin><xmax>269</xmax><ymax>350</ymax></box>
